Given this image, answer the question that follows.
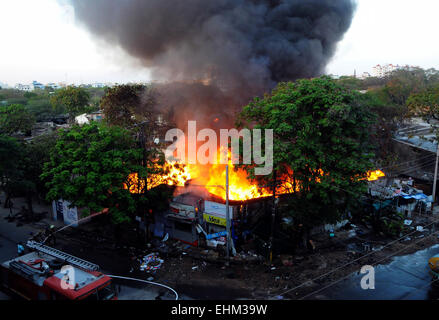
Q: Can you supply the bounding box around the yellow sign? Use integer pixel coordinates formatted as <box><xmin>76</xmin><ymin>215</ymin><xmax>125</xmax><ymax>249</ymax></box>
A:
<box><xmin>203</xmin><ymin>213</ymin><xmax>226</xmax><ymax>227</ymax></box>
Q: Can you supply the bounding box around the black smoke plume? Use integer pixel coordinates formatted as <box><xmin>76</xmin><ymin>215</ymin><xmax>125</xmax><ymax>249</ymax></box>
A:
<box><xmin>71</xmin><ymin>0</ymin><xmax>356</xmax><ymax>126</ymax></box>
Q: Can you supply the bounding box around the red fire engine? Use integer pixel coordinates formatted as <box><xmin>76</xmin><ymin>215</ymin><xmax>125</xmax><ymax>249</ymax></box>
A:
<box><xmin>0</xmin><ymin>241</ymin><xmax>117</xmax><ymax>300</ymax></box>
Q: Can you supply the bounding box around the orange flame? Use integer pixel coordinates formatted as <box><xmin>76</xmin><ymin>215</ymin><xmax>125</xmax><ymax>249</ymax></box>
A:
<box><xmin>124</xmin><ymin>149</ymin><xmax>385</xmax><ymax>200</ymax></box>
<box><xmin>366</xmin><ymin>170</ymin><xmax>385</xmax><ymax>181</ymax></box>
<box><xmin>124</xmin><ymin>162</ymin><xmax>192</xmax><ymax>194</ymax></box>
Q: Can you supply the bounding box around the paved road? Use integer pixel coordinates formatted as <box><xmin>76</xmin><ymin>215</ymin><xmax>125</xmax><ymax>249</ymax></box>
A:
<box><xmin>305</xmin><ymin>244</ymin><xmax>439</xmax><ymax>300</ymax></box>
<box><xmin>3</xmin><ymin>198</ymin><xmax>439</xmax><ymax>300</ymax></box>
<box><xmin>0</xmin><ymin>208</ymin><xmax>40</xmax><ymax>300</ymax></box>
<box><xmin>0</xmin><ymin>205</ymin><xmax>180</xmax><ymax>300</ymax></box>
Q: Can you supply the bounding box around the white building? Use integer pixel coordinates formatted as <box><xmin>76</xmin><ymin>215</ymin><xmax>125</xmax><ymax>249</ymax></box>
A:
<box><xmin>0</xmin><ymin>82</ymin><xmax>9</xmax><ymax>89</ymax></box>
<box><xmin>75</xmin><ymin>111</ymin><xmax>104</xmax><ymax>125</ymax></box>
<box><xmin>15</xmin><ymin>83</ymin><xmax>34</xmax><ymax>91</ymax></box>
<box><xmin>46</xmin><ymin>83</ymin><xmax>62</xmax><ymax>90</ymax></box>
<box><xmin>360</xmin><ymin>72</ymin><xmax>371</xmax><ymax>79</ymax></box>
<box><xmin>32</xmin><ymin>81</ymin><xmax>45</xmax><ymax>90</ymax></box>
<box><xmin>372</xmin><ymin>64</ymin><xmax>397</xmax><ymax>78</ymax></box>
<box><xmin>370</xmin><ymin>64</ymin><xmax>417</xmax><ymax>78</ymax></box>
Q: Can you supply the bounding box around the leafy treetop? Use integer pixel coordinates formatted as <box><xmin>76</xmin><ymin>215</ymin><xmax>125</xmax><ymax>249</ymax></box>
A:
<box><xmin>237</xmin><ymin>76</ymin><xmax>376</xmax><ymax>229</ymax></box>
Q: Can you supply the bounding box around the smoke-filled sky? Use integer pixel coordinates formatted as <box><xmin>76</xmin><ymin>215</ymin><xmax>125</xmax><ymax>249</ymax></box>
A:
<box><xmin>0</xmin><ymin>0</ymin><xmax>438</xmax><ymax>85</ymax></box>
<box><xmin>70</xmin><ymin>0</ymin><xmax>356</xmax><ymax>93</ymax></box>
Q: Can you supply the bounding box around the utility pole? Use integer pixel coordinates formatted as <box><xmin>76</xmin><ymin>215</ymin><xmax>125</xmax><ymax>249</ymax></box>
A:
<box><xmin>137</xmin><ymin>121</ymin><xmax>149</xmax><ymax>243</ymax></box>
<box><xmin>225</xmin><ymin>165</ymin><xmax>230</xmax><ymax>260</ymax></box>
<box><xmin>432</xmin><ymin>144</ymin><xmax>439</xmax><ymax>212</ymax></box>
<box><xmin>269</xmin><ymin>170</ymin><xmax>277</xmax><ymax>264</ymax></box>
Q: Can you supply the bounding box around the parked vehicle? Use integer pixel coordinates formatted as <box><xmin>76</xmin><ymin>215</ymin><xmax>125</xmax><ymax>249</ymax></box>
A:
<box><xmin>0</xmin><ymin>241</ymin><xmax>117</xmax><ymax>300</ymax></box>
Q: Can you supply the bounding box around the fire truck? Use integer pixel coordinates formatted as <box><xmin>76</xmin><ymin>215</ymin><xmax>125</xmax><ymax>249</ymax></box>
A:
<box><xmin>0</xmin><ymin>241</ymin><xmax>117</xmax><ymax>300</ymax></box>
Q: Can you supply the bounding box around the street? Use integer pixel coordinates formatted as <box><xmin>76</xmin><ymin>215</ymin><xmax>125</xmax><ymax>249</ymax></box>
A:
<box><xmin>305</xmin><ymin>244</ymin><xmax>439</xmax><ymax>300</ymax></box>
<box><xmin>0</xmin><ymin>201</ymin><xmax>181</xmax><ymax>300</ymax></box>
<box><xmin>2</xmin><ymin>197</ymin><xmax>439</xmax><ymax>300</ymax></box>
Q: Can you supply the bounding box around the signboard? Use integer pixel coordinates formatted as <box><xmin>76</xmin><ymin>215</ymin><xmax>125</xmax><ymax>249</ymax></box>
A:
<box><xmin>170</xmin><ymin>202</ymin><xmax>196</xmax><ymax>219</ymax></box>
<box><xmin>204</xmin><ymin>200</ymin><xmax>232</xmax><ymax>219</ymax></box>
<box><xmin>53</xmin><ymin>199</ymin><xmax>79</xmax><ymax>227</ymax></box>
<box><xmin>203</xmin><ymin>213</ymin><xmax>226</xmax><ymax>227</ymax></box>
<box><xmin>62</xmin><ymin>200</ymin><xmax>79</xmax><ymax>227</ymax></box>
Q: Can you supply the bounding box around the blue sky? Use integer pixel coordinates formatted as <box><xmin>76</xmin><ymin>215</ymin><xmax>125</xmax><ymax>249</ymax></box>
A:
<box><xmin>0</xmin><ymin>0</ymin><xmax>438</xmax><ymax>85</ymax></box>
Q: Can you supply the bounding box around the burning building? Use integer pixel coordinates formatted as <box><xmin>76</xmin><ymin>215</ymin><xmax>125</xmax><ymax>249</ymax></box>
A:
<box><xmin>70</xmin><ymin>0</ymin><xmax>362</xmax><ymax>247</ymax></box>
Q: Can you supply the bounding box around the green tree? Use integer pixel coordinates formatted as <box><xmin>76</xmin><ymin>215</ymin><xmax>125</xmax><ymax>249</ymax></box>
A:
<box><xmin>0</xmin><ymin>104</ymin><xmax>35</xmax><ymax>136</ymax></box>
<box><xmin>407</xmin><ymin>85</ymin><xmax>439</xmax><ymax>121</ymax></box>
<box><xmin>24</xmin><ymin>132</ymin><xmax>59</xmax><ymax>199</ymax></box>
<box><xmin>0</xmin><ymin>135</ymin><xmax>23</xmax><ymax>207</ymax></box>
<box><xmin>100</xmin><ymin>84</ymin><xmax>156</xmax><ymax>127</ymax></box>
<box><xmin>359</xmin><ymin>89</ymin><xmax>402</xmax><ymax>179</ymax></box>
<box><xmin>50</xmin><ymin>86</ymin><xmax>90</xmax><ymax>119</ymax></box>
<box><xmin>336</xmin><ymin>76</ymin><xmax>364</xmax><ymax>91</ymax></box>
<box><xmin>383</xmin><ymin>67</ymin><xmax>427</xmax><ymax>107</ymax></box>
<box><xmin>41</xmin><ymin>122</ymin><xmax>167</xmax><ymax>224</ymax></box>
<box><xmin>237</xmin><ymin>77</ymin><xmax>376</xmax><ymax>233</ymax></box>
<box><xmin>27</xmin><ymin>97</ymin><xmax>57</xmax><ymax>122</ymax></box>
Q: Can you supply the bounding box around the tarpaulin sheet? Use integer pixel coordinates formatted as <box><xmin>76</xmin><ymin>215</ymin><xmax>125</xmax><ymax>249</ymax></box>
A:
<box><xmin>401</xmin><ymin>193</ymin><xmax>428</xmax><ymax>200</ymax></box>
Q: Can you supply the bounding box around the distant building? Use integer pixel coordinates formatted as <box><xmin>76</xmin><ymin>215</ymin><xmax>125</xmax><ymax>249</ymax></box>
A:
<box><xmin>15</xmin><ymin>83</ymin><xmax>33</xmax><ymax>91</ymax></box>
<box><xmin>32</xmin><ymin>81</ymin><xmax>45</xmax><ymax>90</ymax></box>
<box><xmin>360</xmin><ymin>72</ymin><xmax>371</xmax><ymax>79</ymax></box>
<box><xmin>46</xmin><ymin>83</ymin><xmax>62</xmax><ymax>90</ymax></box>
<box><xmin>89</xmin><ymin>110</ymin><xmax>104</xmax><ymax>121</ymax></box>
<box><xmin>92</xmin><ymin>83</ymin><xmax>106</xmax><ymax>88</ymax></box>
<box><xmin>0</xmin><ymin>82</ymin><xmax>8</xmax><ymax>89</ymax></box>
<box><xmin>75</xmin><ymin>110</ymin><xmax>104</xmax><ymax>125</ymax></box>
<box><xmin>371</xmin><ymin>64</ymin><xmax>418</xmax><ymax>78</ymax></box>
<box><xmin>371</xmin><ymin>64</ymin><xmax>400</xmax><ymax>78</ymax></box>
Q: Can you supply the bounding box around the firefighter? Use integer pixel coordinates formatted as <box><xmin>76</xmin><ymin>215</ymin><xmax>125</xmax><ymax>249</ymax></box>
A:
<box><xmin>45</xmin><ymin>225</ymin><xmax>57</xmax><ymax>246</ymax></box>
<box><xmin>17</xmin><ymin>242</ymin><xmax>25</xmax><ymax>257</ymax></box>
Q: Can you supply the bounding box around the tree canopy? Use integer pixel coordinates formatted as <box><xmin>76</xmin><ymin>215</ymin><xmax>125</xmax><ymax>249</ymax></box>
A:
<box><xmin>50</xmin><ymin>86</ymin><xmax>91</xmax><ymax>118</ymax></box>
<box><xmin>0</xmin><ymin>104</ymin><xmax>35</xmax><ymax>136</ymax></box>
<box><xmin>41</xmin><ymin>122</ymin><xmax>169</xmax><ymax>224</ymax></box>
<box><xmin>100</xmin><ymin>84</ymin><xmax>156</xmax><ymax>127</ymax></box>
<box><xmin>237</xmin><ymin>76</ymin><xmax>376</xmax><ymax>229</ymax></box>
<box><xmin>407</xmin><ymin>85</ymin><xmax>439</xmax><ymax>121</ymax></box>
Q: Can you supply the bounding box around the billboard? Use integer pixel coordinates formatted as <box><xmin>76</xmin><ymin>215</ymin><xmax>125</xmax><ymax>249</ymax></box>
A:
<box><xmin>204</xmin><ymin>201</ymin><xmax>233</xmax><ymax>219</ymax></box>
<box><xmin>203</xmin><ymin>213</ymin><xmax>226</xmax><ymax>227</ymax></box>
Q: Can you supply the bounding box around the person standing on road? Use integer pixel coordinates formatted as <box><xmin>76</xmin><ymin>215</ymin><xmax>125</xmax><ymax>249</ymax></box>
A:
<box><xmin>45</xmin><ymin>225</ymin><xmax>56</xmax><ymax>246</ymax></box>
<box><xmin>17</xmin><ymin>242</ymin><xmax>25</xmax><ymax>257</ymax></box>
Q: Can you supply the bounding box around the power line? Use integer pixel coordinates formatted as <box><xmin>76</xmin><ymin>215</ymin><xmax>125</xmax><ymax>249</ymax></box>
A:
<box><xmin>400</xmin><ymin>273</ymin><xmax>439</xmax><ymax>300</ymax></box>
<box><xmin>391</xmin><ymin>159</ymin><xmax>436</xmax><ymax>175</ymax></box>
<box><xmin>378</xmin><ymin>154</ymin><xmax>436</xmax><ymax>170</ymax></box>
<box><xmin>269</xmin><ymin>183</ymin><xmax>439</xmax><ymax>299</ymax></box>
<box><xmin>297</xmin><ymin>230</ymin><xmax>439</xmax><ymax>300</ymax></box>
<box><xmin>373</xmin><ymin>157</ymin><xmax>436</xmax><ymax>177</ymax></box>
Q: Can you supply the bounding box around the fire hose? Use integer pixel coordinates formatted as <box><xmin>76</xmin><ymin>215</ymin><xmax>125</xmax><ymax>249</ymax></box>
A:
<box><xmin>107</xmin><ymin>275</ymin><xmax>179</xmax><ymax>300</ymax></box>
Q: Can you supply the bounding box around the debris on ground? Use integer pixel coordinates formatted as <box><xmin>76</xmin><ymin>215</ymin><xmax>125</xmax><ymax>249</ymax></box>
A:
<box><xmin>348</xmin><ymin>230</ymin><xmax>357</xmax><ymax>238</ymax></box>
<box><xmin>280</xmin><ymin>255</ymin><xmax>294</xmax><ymax>266</ymax></box>
<box><xmin>140</xmin><ymin>253</ymin><xmax>164</xmax><ymax>272</ymax></box>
